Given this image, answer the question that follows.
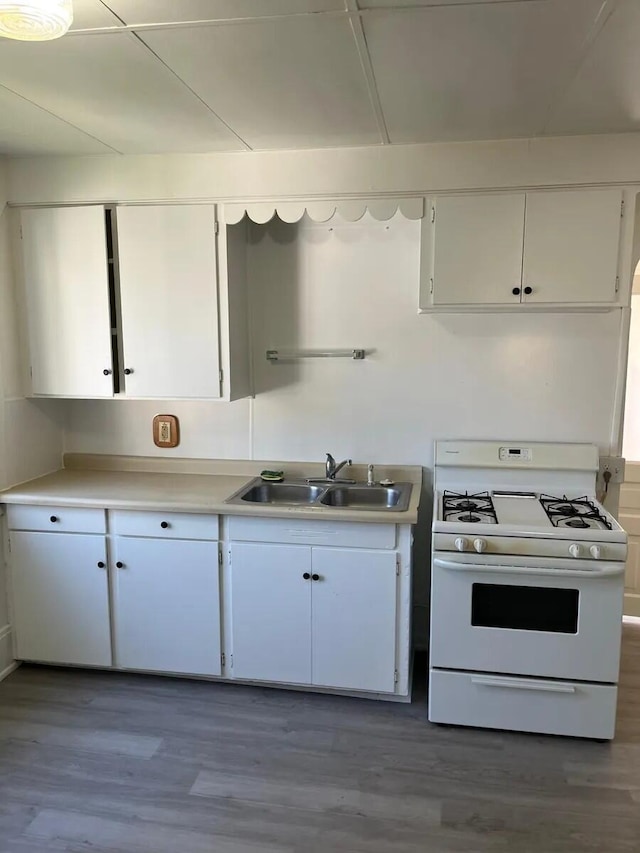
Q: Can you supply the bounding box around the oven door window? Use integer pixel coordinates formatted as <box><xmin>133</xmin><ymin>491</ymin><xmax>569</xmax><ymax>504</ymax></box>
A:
<box><xmin>471</xmin><ymin>584</ymin><xmax>579</xmax><ymax>634</ymax></box>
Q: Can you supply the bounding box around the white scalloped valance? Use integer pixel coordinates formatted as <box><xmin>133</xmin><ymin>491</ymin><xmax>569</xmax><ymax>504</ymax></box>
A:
<box><xmin>223</xmin><ymin>197</ymin><xmax>424</xmax><ymax>225</ymax></box>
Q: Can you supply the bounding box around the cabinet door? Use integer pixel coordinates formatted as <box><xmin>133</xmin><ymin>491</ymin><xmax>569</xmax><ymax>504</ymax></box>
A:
<box><xmin>116</xmin><ymin>205</ymin><xmax>221</xmax><ymax>398</ymax></box>
<box><xmin>522</xmin><ymin>190</ymin><xmax>622</xmax><ymax>304</ymax></box>
<box><xmin>311</xmin><ymin>549</ymin><xmax>397</xmax><ymax>693</ymax></box>
<box><xmin>430</xmin><ymin>194</ymin><xmax>525</xmax><ymax>306</ymax></box>
<box><xmin>10</xmin><ymin>531</ymin><xmax>111</xmax><ymax>665</ymax></box>
<box><xmin>21</xmin><ymin>206</ymin><xmax>113</xmax><ymax>397</ymax></box>
<box><xmin>113</xmin><ymin>537</ymin><xmax>221</xmax><ymax>676</ymax></box>
<box><xmin>230</xmin><ymin>543</ymin><xmax>311</xmax><ymax>684</ymax></box>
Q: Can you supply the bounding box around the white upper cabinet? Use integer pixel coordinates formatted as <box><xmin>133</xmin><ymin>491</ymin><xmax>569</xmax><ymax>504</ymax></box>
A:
<box><xmin>420</xmin><ymin>188</ymin><xmax>624</xmax><ymax>311</ymax></box>
<box><xmin>21</xmin><ymin>206</ymin><xmax>114</xmax><ymax>397</ymax></box>
<box><xmin>117</xmin><ymin>205</ymin><xmax>221</xmax><ymax>399</ymax></box>
<box><xmin>522</xmin><ymin>189</ymin><xmax>623</xmax><ymax>305</ymax></box>
<box><xmin>19</xmin><ymin>204</ymin><xmax>250</xmax><ymax>400</ymax></box>
<box><xmin>429</xmin><ymin>194</ymin><xmax>525</xmax><ymax>307</ymax></box>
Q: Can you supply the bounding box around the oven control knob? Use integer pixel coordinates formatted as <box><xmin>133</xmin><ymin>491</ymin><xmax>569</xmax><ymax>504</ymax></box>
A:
<box><xmin>473</xmin><ymin>538</ymin><xmax>487</xmax><ymax>553</ymax></box>
<box><xmin>568</xmin><ymin>543</ymin><xmax>582</xmax><ymax>559</ymax></box>
<box><xmin>454</xmin><ymin>537</ymin><xmax>469</xmax><ymax>552</ymax></box>
<box><xmin>590</xmin><ymin>545</ymin><xmax>602</xmax><ymax>560</ymax></box>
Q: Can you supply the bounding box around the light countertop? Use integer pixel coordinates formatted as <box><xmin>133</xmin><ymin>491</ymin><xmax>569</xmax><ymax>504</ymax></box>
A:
<box><xmin>1</xmin><ymin>457</ymin><xmax>422</xmax><ymax>524</ymax></box>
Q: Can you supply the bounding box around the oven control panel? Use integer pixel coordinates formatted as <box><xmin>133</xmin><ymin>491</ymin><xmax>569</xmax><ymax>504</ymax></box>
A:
<box><xmin>499</xmin><ymin>446</ymin><xmax>532</xmax><ymax>462</ymax></box>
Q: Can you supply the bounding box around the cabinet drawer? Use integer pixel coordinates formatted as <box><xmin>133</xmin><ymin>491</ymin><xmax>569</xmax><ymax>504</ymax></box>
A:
<box><xmin>7</xmin><ymin>504</ymin><xmax>106</xmax><ymax>534</ymax></box>
<box><xmin>228</xmin><ymin>516</ymin><xmax>396</xmax><ymax>549</ymax></box>
<box><xmin>110</xmin><ymin>510</ymin><xmax>219</xmax><ymax>541</ymax></box>
<box><xmin>428</xmin><ymin>669</ymin><xmax>617</xmax><ymax>740</ymax></box>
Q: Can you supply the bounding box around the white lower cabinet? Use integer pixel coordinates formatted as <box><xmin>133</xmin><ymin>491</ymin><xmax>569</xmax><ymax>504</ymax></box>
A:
<box><xmin>230</xmin><ymin>542</ymin><xmax>312</xmax><ymax>684</ymax></box>
<box><xmin>10</xmin><ymin>531</ymin><xmax>111</xmax><ymax>666</ymax></box>
<box><xmin>229</xmin><ymin>541</ymin><xmax>399</xmax><ymax>693</ymax></box>
<box><xmin>311</xmin><ymin>549</ymin><xmax>397</xmax><ymax>693</ymax></box>
<box><xmin>113</xmin><ymin>536</ymin><xmax>221</xmax><ymax>676</ymax></box>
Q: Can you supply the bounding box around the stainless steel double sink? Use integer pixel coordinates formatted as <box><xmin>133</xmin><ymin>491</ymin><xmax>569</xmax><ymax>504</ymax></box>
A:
<box><xmin>225</xmin><ymin>478</ymin><xmax>412</xmax><ymax>512</ymax></box>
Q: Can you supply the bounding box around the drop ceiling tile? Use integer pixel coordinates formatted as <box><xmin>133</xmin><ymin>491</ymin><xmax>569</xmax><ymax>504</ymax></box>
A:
<box><xmin>138</xmin><ymin>16</ymin><xmax>381</xmax><ymax>149</ymax></box>
<box><xmin>546</xmin><ymin>0</ymin><xmax>640</xmax><ymax>135</ymax></box>
<box><xmin>70</xmin><ymin>0</ymin><xmax>124</xmax><ymax>30</ymax></box>
<box><xmin>363</xmin><ymin>0</ymin><xmax>605</xmax><ymax>142</ymax></box>
<box><xmin>0</xmin><ymin>87</ymin><xmax>114</xmax><ymax>155</ymax></box>
<box><xmin>0</xmin><ymin>32</ymin><xmax>245</xmax><ymax>153</ymax></box>
<box><xmin>103</xmin><ymin>0</ymin><xmax>345</xmax><ymax>25</ymax></box>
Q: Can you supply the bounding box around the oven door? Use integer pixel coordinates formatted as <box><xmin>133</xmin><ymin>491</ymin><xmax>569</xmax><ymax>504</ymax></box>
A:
<box><xmin>430</xmin><ymin>554</ymin><xmax>625</xmax><ymax>683</ymax></box>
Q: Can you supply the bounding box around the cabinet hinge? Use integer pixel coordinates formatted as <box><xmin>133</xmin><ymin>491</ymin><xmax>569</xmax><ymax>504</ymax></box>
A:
<box><xmin>214</xmin><ymin>220</ymin><xmax>220</xmax><ymax>235</ymax></box>
<box><xmin>218</xmin><ymin>547</ymin><xmax>223</xmax><ymax>566</ymax></box>
<box><xmin>221</xmin><ymin>652</ymin><xmax>226</xmax><ymax>667</ymax></box>
<box><xmin>394</xmin><ymin>669</ymin><xmax>399</xmax><ymax>684</ymax></box>
<box><xmin>230</xmin><ymin>654</ymin><xmax>233</xmax><ymax>668</ymax></box>
<box><xmin>228</xmin><ymin>550</ymin><xmax>231</xmax><ymax>567</ymax></box>
<box><xmin>621</xmin><ymin>200</ymin><xmax>625</xmax><ymax>218</ymax></box>
<box><xmin>615</xmin><ymin>276</ymin><xmax>620</xmax><ymax>293</ymax></box>
<box><xmin>430</xmin><ymin>206</ymin><xmax>435</xmax><ymax>224</ymax></box>
<box><xmin>396</xmin><ymin>556</ymin><xmax>401</xmax><ymax>576</ymax></box>
<box><xmin>430</xmin><ymin>277</ymin><xmax>434</xmax><ymax>295</ymax></box>
<box><xmin>29</xmin><ymin>366</ymin><xmax>33</xmax><ymax>379</ymax></box>
<box><xmin>219</xmin><ymin>368</ymin><xmax>224</xmax><ymax>385</ymax></box>
<box><xmin>19</xmin><ymin>225</ymin><xmax>23</xmax><ymax>240</ymax></box>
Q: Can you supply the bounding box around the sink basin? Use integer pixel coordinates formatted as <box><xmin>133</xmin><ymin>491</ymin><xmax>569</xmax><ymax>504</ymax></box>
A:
<box><xmin>236</xmin><ymin>482</ymin><xmax>325</xmax><ymax>505</ymax></box>
<box><xmin>225</xmin><ymin>477</ymin><xmax>412</xmax><ymax>512</ymax></box>
<box><xmin>320</xmin><ymin>484</ymin><xmax>411</xmax><ymax>512</ymax></box>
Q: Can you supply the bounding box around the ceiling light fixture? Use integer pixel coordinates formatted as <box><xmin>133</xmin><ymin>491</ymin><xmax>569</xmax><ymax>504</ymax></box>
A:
<box><xmin>0</xmin><ymin>0</ymin><xmax>73</xmax><ymax>41</ymax></box>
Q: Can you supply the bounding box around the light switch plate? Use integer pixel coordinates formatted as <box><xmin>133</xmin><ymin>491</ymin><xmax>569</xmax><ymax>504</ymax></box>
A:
<box><xmin>153</xmin><ymin>414</ymin><xmax>179</xmax><ymax>448</ymax></box>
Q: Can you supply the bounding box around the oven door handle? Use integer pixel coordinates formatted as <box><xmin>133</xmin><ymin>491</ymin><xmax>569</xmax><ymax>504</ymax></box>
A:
<box><xmin>471</xmin><ymin>676</ymin><xmax>576</xmax><ymax>694</ymax></box>
<box><xmin>433</xmin><ymin>557</ymin><xmax>625</xmax><ymax>578</ymax></box>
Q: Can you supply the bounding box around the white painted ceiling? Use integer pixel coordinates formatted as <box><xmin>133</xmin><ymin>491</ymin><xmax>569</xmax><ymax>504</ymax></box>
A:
<box><xmin>0</xmin><ymin>0</ymin><xmax>637</xmax><ymax>156</ymax></box>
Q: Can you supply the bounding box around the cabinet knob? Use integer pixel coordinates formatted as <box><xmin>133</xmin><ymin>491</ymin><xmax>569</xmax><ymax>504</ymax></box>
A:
<box><xmin>49</xmin><ymin>515</ymin><xmax>58</xmax><ymax>523</ymax></box>
<box><xmin>160</xmin><ymin>521</ymin><xmax>169</xmax><ymax>529</ymax></box>
<box><xmin>312</xmin><ymin>573</ymin><xmax>320</xmax><ymax>581</ymax></box>
<box><xmin>124</xmin><ymin>368</ymin><xmax>133</xmax><ymax>375</ymax></box>
<box><xmin>303</xmin><ymin>572</ymin><xmax>311</xmax><ymax>580</ymax></box>
<box><xmin>116</xmin><ymin>561</ymin><xmax>124</xmax><ymax>569</ymax></box>
<box><xmin>524</xmin><ymin>286</ymin><xmax>533</xmax><ymax>295</ymax></box>
<box><xmin>512</xmin><ymin>287</ymin><xmax>521</xmax><ymax>296</ymax></box>
<box><xmin>97</xmin><ymin>561</ymin><xmax>105</xmax><ymax>568</ymax></box>
<box><xmin>103</xmin><ymin>369</ymin><xmax>112</xmax><ymax>376</ymax></box>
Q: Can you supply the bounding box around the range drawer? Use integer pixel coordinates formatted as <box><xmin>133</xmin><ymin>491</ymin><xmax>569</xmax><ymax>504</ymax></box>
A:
<box><xmin>428</xmin><ymin>668</ymin><xmax>617</xmax><ymax>740</ymax></box>
<box><xmin>228</xmin><ymin>516</ymin><xmax>396</xmax><ymax>549</ymax></box>
<box><xmin>110</xmin><ymin>510</ymin><xmax>219</xmax><ymax>541</ymax></box>
<box><xmin>6</xmin><ymin>504</ymin><xmax>106</xmax><ymax>535</ymax></box>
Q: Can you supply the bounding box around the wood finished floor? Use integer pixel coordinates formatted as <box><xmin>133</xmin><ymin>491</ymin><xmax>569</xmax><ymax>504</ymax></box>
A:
<box><xmin>2</xmin><ymin>626</ymin><xmax>640</xmax><ymax>853</ymax></box>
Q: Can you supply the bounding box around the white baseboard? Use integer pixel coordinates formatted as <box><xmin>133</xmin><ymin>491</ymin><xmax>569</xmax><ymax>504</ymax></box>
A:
<box><xmin>624</xmin><ymin>593</ymin><xmax>640</xmax><ymax>618</ymax></box>
<box><xmin>0</xmin><ymin>624</ymin><xmax>18</xmax><ymax>682</ymax></box>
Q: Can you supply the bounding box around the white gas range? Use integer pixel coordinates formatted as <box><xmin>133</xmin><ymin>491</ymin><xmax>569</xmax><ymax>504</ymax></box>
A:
<box><xmin>428</xmin><ymin>441</ymin><xmax>627</xmax><ymax>740</ymax></box>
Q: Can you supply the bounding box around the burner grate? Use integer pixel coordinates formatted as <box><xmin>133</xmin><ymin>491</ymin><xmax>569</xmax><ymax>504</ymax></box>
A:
<box><xmin>442</xmin><ymin>491</ymin><xmax>498</xmax><ymax>524</ymax></box>
<box><xmin>539</xmin><ymin>494</ymin><xmax>612</xmax><ymax>531</ymax></box>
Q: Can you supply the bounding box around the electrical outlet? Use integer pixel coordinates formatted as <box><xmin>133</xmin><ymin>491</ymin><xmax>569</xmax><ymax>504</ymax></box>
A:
<box><xmin>599</xmin><ymin>456</ymin><xmax>626</xmax><ymax>485</ymax></box>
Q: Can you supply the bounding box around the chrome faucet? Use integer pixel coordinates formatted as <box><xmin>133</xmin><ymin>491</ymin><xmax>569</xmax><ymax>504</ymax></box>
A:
<box><xmin>326</xmin><ymin>452</ymin><xmax>352</xmax><ymax>480</ymax></box>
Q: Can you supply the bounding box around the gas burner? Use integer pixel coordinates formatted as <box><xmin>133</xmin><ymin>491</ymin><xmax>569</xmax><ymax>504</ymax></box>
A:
<box><xmin>566</xmin><ymin>518</ymin><xmax>589</xmax><ymax>529</ymax></box>
<box><xmin>442</xmin><ymin>491</ymin><xmax>497</xmax><ymax>524</ymax></box>
<box><xmin>539</xmin><ymin>495</ymin><xmax>612</xmax><ymax>531</ymax></box>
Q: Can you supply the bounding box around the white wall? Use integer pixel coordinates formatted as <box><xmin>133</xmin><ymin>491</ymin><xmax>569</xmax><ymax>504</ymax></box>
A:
<box><xmin>624</xmin><ymin>291</ymin><xmax>640</xmax><ymax>462</ymax></box>
<box><xmin>0</xmin><ymin>157</ymin><xmax>64</xmax><ymax>669</ymax></box>
<box><xmin>8</xmin><ymin>132</ymin><xmax>640</xmax><ymax>205</ymax></box>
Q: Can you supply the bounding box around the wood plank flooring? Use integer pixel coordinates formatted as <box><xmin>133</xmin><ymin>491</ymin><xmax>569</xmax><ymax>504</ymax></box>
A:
<box><xmin>2</xmin><ymin>623</ymin><xmax>640</xmax><ymax>852</ymax></box>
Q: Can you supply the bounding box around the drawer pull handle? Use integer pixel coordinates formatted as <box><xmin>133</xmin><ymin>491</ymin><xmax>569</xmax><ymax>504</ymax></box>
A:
<box><xmin>471</xmin><ymin>676</ymin><xmax>576</xmax><ymax>694</ymax></box>
<box><xmin>312</xmin><ymin>573</ymin><xmax>320</xmax><ymax>581</ymax></box>
<box><xmin>303</xmin><ymin>572</ymin><xmax>311</xmax><ymax>580</ymax></box>
<box><xmin>160</xmin><ymin>521</ymin><xmax>169</xmax><ymax>529</ymax></box>
<box><xmin>49</xmin><ymin>515</ymin><xmax>58</xmax><ymax>523</ymax></box>
<box><xmin>116</xmin><ymin>561</ymin><xmax>124</xmax><ymax>569</ymax></box>
<box><xmin>97</xmin><ymin>561</ymin><xmax>105</xmax><ymax>568</ymax></box>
